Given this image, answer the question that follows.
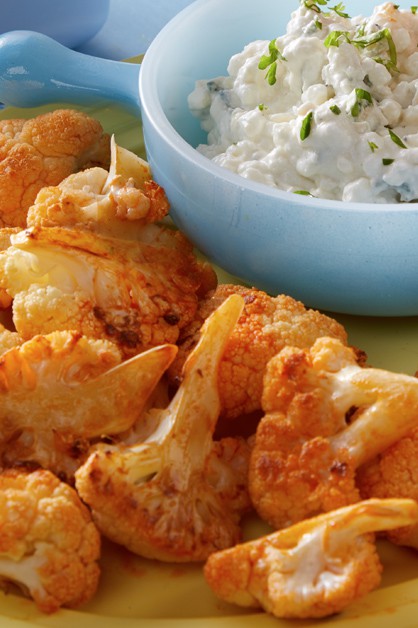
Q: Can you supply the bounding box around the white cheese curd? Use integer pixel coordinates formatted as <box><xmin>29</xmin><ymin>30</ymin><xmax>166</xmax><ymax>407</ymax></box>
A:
<box><xmin>188</xmin><ymin>1</ymin><xmax>418</xmax><ymax>202</ymax></box>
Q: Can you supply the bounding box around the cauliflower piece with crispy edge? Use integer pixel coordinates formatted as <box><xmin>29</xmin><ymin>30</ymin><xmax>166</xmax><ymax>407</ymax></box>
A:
<box><xmin>204</xmin><ymin>498</ymin><xmax>418</xmax><ymax>619</ymax></box>
<box><xmin>75</xmin><ymin>294</ymin><xmax>252</xmax><ymax>562</ymax></box>
<box><xmin>0</xmin><ymin>329</ymin><xmax>177</xmax><ymax>480</ymax></box>
<box><xmin>0</xmin><ymin>224</ymin><xmax>215</xmax><ymax>358</ymax></box>
<box><xmin>0</xmin><ymin>468</ymin><xmax>101</xmax><ymax>613</ymax></box>
<box><xmin>0</xmin><ymin>109</ymin><xmax>110</xmax><ymax>228</ymax></box>
<box><xmin>249</xmin><ymin>336</ymin><xmax>418</xmax><ymax>529</ymax></box>
<box><xmin>169</xmin><ymin>284</ymin><xmax>349</xmax><ymax>421</ymax></box>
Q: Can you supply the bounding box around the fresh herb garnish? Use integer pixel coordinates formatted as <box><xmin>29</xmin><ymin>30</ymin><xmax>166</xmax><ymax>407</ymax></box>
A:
<box><xmin>303</xmin><ymin>0</ymin><xmax>327</xmax><ymax>13</ymax></box>
<box><xmin>353</xmin><ymin>28</ymin><xmax>398</xmax><ymax>71</ymax></box>
<box><xmin>258</xmin><ymin>39</ymin><xmax>286</xmax><ymax>85</ymax></box>
<box><xmin>315</xmin><ymin>18</ymin><xmax>323</xmax><ymax>29</ymax></box>
<box><xmin>300</xmin><ymin>111</ymin><xmax>313</xmax><ymax>140</ymax></box>
<box><xmin>258</xmin><ymin>103</ymin><xmax>267</xmax><ymax>111</ymax></box>
<box><xmin>368</xmin><ymin>141</ymin><xmax>379</xmax><ymax>152</ymax></box>
<box><xmin>303</xmin><ymin>0</ymin><xmax>350</xmax><ymax>18</ymax></box>
<box><xmin>330</xmin><ymin>104</ymin><xmax>341</xmax><ymax>114</ymax></box>
<box><xmin>351</xmin><ymin>88</ymin><xmax>372</xmax><ymax>117</ymax></box>
<box><xmin>382</xmin><ymin>158</ymin><xmax>395</xmax><ymax>165</ymax></box>
<box><xmin>412</xmin><ymin>5</ymin><xmax>418</xmax><ymax>13</ymax></box>
<box><xmin>328</xmin><ymin>2</ymin><xmax>350</xmax><ymax>17</ymax></box>
<box><xmin>388</xmin><ymin>128</ymin><xmax>407</xmax><ymax>148</ymax></box>
<box><xmin>324</xmin><ymin>27</ymin><xmax>398</xmax><ymax>73</ymax></box>
<box><xmin>324</xmin><ymin>30</ymin><xmax>351</xmax><ymax>47</ymax></box>
<box><xmin>294</xmin><ymin>190</ymin><xmax>314</xmax><ymax>196</ymax></box>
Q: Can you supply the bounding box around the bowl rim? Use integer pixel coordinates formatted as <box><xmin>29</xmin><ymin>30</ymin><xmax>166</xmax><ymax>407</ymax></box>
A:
<box><xmin>140</xmin><ymin>0</ymin><xmax>418</xmax><ymax>215</ymax></box>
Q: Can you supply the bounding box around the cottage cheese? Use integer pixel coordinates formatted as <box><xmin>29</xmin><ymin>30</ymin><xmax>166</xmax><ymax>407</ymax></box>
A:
<box><xmin>188</xmin><ymin>2</ymin><xmax>418</xmax><ymax>202</ymax></box>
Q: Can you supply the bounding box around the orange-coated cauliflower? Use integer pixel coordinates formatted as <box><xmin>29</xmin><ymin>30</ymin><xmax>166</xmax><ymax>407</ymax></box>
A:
<box><xmin>75</xmin><ymin>295</ymin><xmax>252</xmax><ymax>562</ymax></box>
<box><xmin>0</xmin><ymin>109</ymin><xmax>110</xmax><ymax>228</ymax></box>
<box><xmin>358</xmin><ymin>427</ymin><xmax>418</xmax><ymax>549</ymax></box>
<box><xmin>0</xmin><ymin>224</ymin><xmax>214</xmax><ymax>358</ymax></box>
<box><xmin>249</xmin><ymin>336</ymin><xmax>418</xmax><ymax>529</ymax></box>
<box><xmin>0</xmin><ymin>468</ymin><xmax>101</xmax><ymax>613</ymax></box>
<box><xmin>0</xmin><ymin>138</ymin><xmax>216</xmax><ymax>356</ymax></box>
<box><xmin>204</xmin><ymin>498</ymin><xmax>418</xmax><ymax>619</ymax></box>
<box><xmin>169</xmin><ymin>284</ymin><xmax>348</xmax><ymax>420</ymax></box>
<box><xmin>27</xmin><ymin>136</ymin><xmax>170</xmax><ymax>239</ymax></box>
<box><xmin>0</xmin><ymin>329</ymin><xmax>176</xmax><ymax>479</ymax></box>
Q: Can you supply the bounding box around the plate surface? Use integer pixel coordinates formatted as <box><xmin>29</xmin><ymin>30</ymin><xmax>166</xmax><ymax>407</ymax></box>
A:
<box><xmin>0</xmin><ymin>101</ymin><xmax>418</xmax><ymax>628</ymax></box>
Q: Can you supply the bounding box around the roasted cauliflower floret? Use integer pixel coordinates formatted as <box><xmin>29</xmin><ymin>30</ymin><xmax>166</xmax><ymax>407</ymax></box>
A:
<box><xmin>0</xmin><ymin>329</ymin><xmax>176</xmax><ymax>478</ymax></box>
<box><xmin>27</xmin><ymin>136</ymin><xmax>170</xmax><ymax>239</ymax></box>
<box><xmin>0</xmin><ymin>468</ymin><xmax>101</xmax><ymax>613</ymax></box>
<box><xmin>358</xmin><ymin>427</ymin><xmax>418</xmax><ymax>549</ymax></box>
<box><xmin>249</xmin><ymin>336</ymin><xmax>418</xmax><ymax>529</ymax></box>
<box><xmin>169</xmin><ymin>284</ymin><xmax>348</xmax><ymax>420</ymax></box>
<box><xmin>0</xmin><ymin>225</ymin><xmax>215</xmax><ymax>357</ymax></box>
<box><xmin>75</xmin><ymin>295</ymin><xmax>252</xmax><ymax>562</ymax></box>
<box><xmin>204</xmin><ymin>498</ymin><xmax>418</xmax><ymax>619</ymax></box>
<box><xmin>0</xmin><ymin>109</ymin><xmax>110</xmax><ymax>228</ymax></box>
<box><xmin>0</xmin><ymin>323</ymin><xmax>22</xmax><ymax>354</ymax></box>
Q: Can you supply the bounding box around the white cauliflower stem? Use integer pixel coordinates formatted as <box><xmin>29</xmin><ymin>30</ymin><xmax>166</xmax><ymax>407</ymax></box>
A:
<box><xmin>75</xmin><ymin>294</ymin><xmax>252</xmax><ymax>562</ymax></box>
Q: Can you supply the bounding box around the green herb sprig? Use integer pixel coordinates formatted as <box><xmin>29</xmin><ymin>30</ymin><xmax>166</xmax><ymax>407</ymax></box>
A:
<box><xmin>324</xmin><ymin>27</ymin><xmax>398</xmax><ymax>73</ymax></box>
<box><xmin>258</xmin><ymin>39</ymin><xmax>286</xmax><ymax>85</ymax></box>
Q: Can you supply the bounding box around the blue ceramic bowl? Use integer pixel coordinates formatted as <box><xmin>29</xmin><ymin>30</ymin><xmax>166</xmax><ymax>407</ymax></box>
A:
<box><xmin>0</xmin><ymin>0</ymin><xmax>109</xmax><ymax>48</ymax></box>
<box><xmin>0</xmin><ymin>0</ymin><xmax>416</xmax><ymax>316</ymax></box>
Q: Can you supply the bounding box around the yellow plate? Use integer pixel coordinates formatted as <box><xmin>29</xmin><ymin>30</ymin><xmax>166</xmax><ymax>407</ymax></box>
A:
<box><xmin>0</xmin><ymin>100</ymin><xmax>418</xmax><ymax>628</ymax></box>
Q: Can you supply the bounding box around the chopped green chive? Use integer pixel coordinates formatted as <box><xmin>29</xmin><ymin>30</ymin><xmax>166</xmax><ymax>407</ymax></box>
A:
<box><xmin>382</xmin><ymin>158</ymin><xmax>395</xmax><ymax>165</ymax></box>
<box><xmin>351</xmin><ymin>88</ymin><xmax>372</xmax><ymax>117</ymax></box>
<box><xmin>315</xmin><ymin>18</ymin><xmax>323</xmax><ymax>29</ymax></box>
<box><xmin>368</xmin><ymin>141</ymin><xmax>379</xmax><ymax>152</ymax></box>
<box><xmin>258</xmin><ymin>103</ymin><xmax>267</xmax><ymax>111</ymax></box>
<box><xmin>294</xmin><ymin>190</ymin><xmax>314</xmax><ymax>196</ymax></box>
<box><xmin>330</xmin><ymin>104</ymin><xmax>341</xmax><ymax>115</ymax></box>
<box><xmin>388</xmin><ymin>128</ymin><xmax>408</xmax><ymax>148</ymax></box>
<box><xmin>412</xmin><ymin>5</ymin><xmax>418</xmax><ymax>13</ymax></box>
<box><xmin>300</xmin><ymin>111</ymin><xmax>313</xmax><ymax>141</ymax></box>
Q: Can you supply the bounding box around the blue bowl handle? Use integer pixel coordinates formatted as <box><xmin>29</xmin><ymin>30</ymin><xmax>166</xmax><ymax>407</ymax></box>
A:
<box><xmin>0</xmin><ymin>30</ymin><xmax>141</xmax><ymax>112</ymax></box>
